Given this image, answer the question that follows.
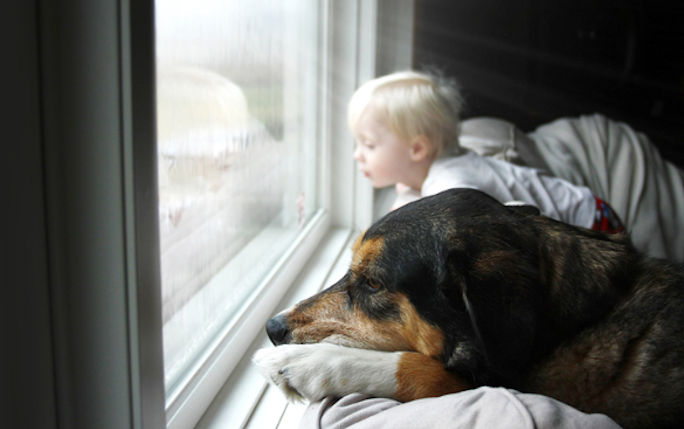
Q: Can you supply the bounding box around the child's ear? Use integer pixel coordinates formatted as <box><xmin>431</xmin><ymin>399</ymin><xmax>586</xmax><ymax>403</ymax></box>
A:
<box><xmin>409</xmin><ymin>135</ymin><xmax>432</xmax><ymax>162</ymax></box>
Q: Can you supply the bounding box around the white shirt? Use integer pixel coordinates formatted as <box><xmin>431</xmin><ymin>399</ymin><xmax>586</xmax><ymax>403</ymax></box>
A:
<box><xmin>421</xmin><ymin>151</ymin><xmax>595</xmax><ymax>228</ymax></box>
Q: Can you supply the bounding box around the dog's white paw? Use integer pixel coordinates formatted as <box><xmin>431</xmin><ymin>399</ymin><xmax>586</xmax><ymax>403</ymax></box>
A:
<box><xmin>252</xmin><ymin>345</ymin><xmax>311</xmax><ymax>402</ymax></box>
<box><xmin>252</xmin><ymin>343</ymin><xmax>400</xmax><ymax>402</ymax></box>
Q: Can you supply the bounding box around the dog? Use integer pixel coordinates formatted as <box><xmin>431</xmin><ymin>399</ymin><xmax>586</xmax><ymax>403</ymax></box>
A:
<box><xmin>254</xmin><ymin>189</ymin><xmax>684</xmax><ymax>429</ymax></box>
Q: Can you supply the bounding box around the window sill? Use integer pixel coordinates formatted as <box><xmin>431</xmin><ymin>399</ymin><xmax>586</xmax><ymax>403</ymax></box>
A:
<box><xmin>195</xmin><ymin>227</ymin><xmax>356</xmax><ymax>429</ymax></box>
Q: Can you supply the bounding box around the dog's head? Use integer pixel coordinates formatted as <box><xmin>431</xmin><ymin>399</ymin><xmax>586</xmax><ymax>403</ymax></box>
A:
<box><xmin>266</xmin><ymin>189</ymin><xmax>632</xmax><ymax>384</ymax></box>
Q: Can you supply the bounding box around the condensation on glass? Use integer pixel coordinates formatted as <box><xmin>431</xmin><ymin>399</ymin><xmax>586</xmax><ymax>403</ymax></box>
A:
<box><xmin>155</xmin><ymin>0</ymin><xmax>320</xmax><ymax>394</ymax></box>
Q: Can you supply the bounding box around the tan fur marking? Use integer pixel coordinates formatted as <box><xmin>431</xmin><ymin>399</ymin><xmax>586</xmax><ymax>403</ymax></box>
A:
<box><xmin>395</xmin><ymin>352</ymin><xmax>471</xmax><ymax>402</ymax></box>
<box><xmin>352</xmin><ymin>236</ymin><xmax>385</xmax><ymax>271</ymax></box>
<box><xmin>289</xmin><ymin>290</ymin><xmax>352</xmax><ymax>344</ymax></box>
<box><xmin>395</xmin><ymin>294</ymin><xmax>445</xmax><ymax>357</ymax></box>
<box><xmin>288</xmin><ymin>289</ymin><xmax>446</xmax><ymax>356</ymax></box>
<box><xmin>351</xmin><ymin>232</ymin><xmax>365</xmax><ymax>254</ymax></box>
<box><xmin>340</xmin><ymin>293</ymin><xmax>446</xmax><ymax>355</ymax></box>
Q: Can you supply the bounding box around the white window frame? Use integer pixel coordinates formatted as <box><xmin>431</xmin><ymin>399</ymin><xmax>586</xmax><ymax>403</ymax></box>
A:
<box><xmin>33</xmin><ymin>0</ymin><xmax>414</xmax><ymax>428</ymax></box>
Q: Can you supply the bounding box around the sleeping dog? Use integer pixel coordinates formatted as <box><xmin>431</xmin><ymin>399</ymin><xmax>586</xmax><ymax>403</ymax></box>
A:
<box><xmin>254</xmin><ymin>189</ymin><xmax>684</xmax><ymax>429</ymax></box>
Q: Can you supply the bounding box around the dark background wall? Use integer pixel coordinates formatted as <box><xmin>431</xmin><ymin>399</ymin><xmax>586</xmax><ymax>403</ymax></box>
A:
<box><xmin>413</xmin><ymin>0</ymin><xmax>684</xmax><ymax>167</ymax></box>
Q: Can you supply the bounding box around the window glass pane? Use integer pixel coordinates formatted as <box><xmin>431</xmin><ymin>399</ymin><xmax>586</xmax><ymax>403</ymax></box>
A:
<box><xmin>155</xmin><ymin>0</ymin><xmax>321</xmax><ymax>394</ymax></box>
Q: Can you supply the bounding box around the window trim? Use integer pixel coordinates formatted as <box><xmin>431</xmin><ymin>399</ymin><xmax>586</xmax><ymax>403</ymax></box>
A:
<box><xmin>39</xmin><ymin>0</ymin><xmax>164</xmax><ymax>428</ymax></box>
<box><xmin>165</xmin><ymin>210</ymin><xmax>332</xmax><ymax>428</ymax></box>
<box><xmin>196</xmin><ymin>227</ymin><xmax>356</xmax><ymax>428</ymax></box>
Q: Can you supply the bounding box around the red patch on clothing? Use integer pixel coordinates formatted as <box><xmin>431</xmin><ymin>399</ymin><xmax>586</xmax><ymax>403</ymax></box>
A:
<box><xmin>592</xmin><ymin>197</ymin><xmax>625</xmax><ymax>234</ymax></box>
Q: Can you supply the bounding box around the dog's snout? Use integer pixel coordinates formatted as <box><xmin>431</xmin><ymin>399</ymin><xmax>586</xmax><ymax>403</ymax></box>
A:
<box><xmin>266</xmin><ymin>314</ymin><xmax>291</xmax><ymax>345</ymax></box>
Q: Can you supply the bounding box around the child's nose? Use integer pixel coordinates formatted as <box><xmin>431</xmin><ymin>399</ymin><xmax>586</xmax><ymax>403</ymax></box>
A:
<box><xmin>353</xmin><ymin>146</ymin><xmax>363</xmax><ymax>161</ymax></box>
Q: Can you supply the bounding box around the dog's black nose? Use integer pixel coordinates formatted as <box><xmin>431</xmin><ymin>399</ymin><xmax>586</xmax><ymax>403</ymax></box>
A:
<box><xmin>266</xmin><ymin>314</ymin><xmax>291</xmax><ymax>345</ymax></box>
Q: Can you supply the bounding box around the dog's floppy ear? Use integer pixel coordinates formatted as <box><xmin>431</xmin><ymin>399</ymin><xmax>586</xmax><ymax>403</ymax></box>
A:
<box><xmin>441</xmin><ymin>234</ymin><xmax>542</xmax><ymax>386</ymax></box>
<box><xmin>440</xmin><ymin>276</ymin><xmax>487</xmax><ymax>382</ymax></box>
<box><xmin>505</xmin><ymin>201</ymin><xmax>540</xmax><ymax>216</ymax></box>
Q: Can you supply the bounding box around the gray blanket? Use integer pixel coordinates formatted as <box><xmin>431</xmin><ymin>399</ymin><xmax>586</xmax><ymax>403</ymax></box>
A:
<box><xmin>460</xmin><ymin>114</ymin><xmax>684</xmax><ymax>262</ymax></box>
<box><xmin>300</xmin><ymin>387</ymin><xmax>621</xmax><ymax>429</ymax></box>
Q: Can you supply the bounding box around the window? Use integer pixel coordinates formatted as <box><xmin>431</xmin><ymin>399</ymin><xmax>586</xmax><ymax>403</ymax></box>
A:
<box><xmin>29</xmin><ymin>0</ymin><xmax>409</xmax><ymax>428</ymax></box>
<box><xmin>155</xmin><ymin>0</ymin><xmax>326</xmax><ymax>414</ymax></box>
<box><xmin>152</xmin><ymin>0</ymin><xmax>396</xmax><ymax>427</ymax></box>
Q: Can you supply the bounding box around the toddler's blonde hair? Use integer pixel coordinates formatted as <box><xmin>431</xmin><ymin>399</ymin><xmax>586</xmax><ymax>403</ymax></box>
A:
<box><xmin>348</xmin><ymin>70</ymin><xmax>464</xmax><ymax>158</ymax></box>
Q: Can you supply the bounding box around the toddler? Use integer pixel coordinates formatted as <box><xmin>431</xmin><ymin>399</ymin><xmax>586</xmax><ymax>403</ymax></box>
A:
<box><xmin>348</xmin><ymin>71</ymin><xmax>623</xmax><ymax>233</ymax></box>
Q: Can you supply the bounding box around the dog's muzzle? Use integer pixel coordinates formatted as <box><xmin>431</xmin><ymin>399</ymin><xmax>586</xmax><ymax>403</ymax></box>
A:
<box><xmin>266</xmin><ymin>314</ymin><xmax>291</xmax><ymax>345</ymax></box>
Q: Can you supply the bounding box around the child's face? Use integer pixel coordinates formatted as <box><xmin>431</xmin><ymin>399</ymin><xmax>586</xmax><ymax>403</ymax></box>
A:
<box><xmin>352</xmin><ymin>106</ymin><xmax>414</xmax><ymax>189</ymax></box>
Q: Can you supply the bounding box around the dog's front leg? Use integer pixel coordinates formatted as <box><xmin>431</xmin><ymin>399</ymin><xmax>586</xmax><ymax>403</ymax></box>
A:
<box><xmin>392</xmin><ymin>350</ymin><xmax>472</xmax><ymax>401</ymax></box>
<box><xmin>253</xmin><ymin>343</ymin><xmax>470</xmax><ymax>402</ymax></box>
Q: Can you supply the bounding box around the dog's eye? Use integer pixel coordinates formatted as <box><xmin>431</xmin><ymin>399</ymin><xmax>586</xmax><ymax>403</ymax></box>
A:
<box><xmin>366</xmin><ymin>280</ymin><xmax>382</xmax><ymax>290</ymax></box>
<box><xmin>353</xmin><ymin>275</ymin><xmax>383</xmax><ymax>293</ymax></box>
